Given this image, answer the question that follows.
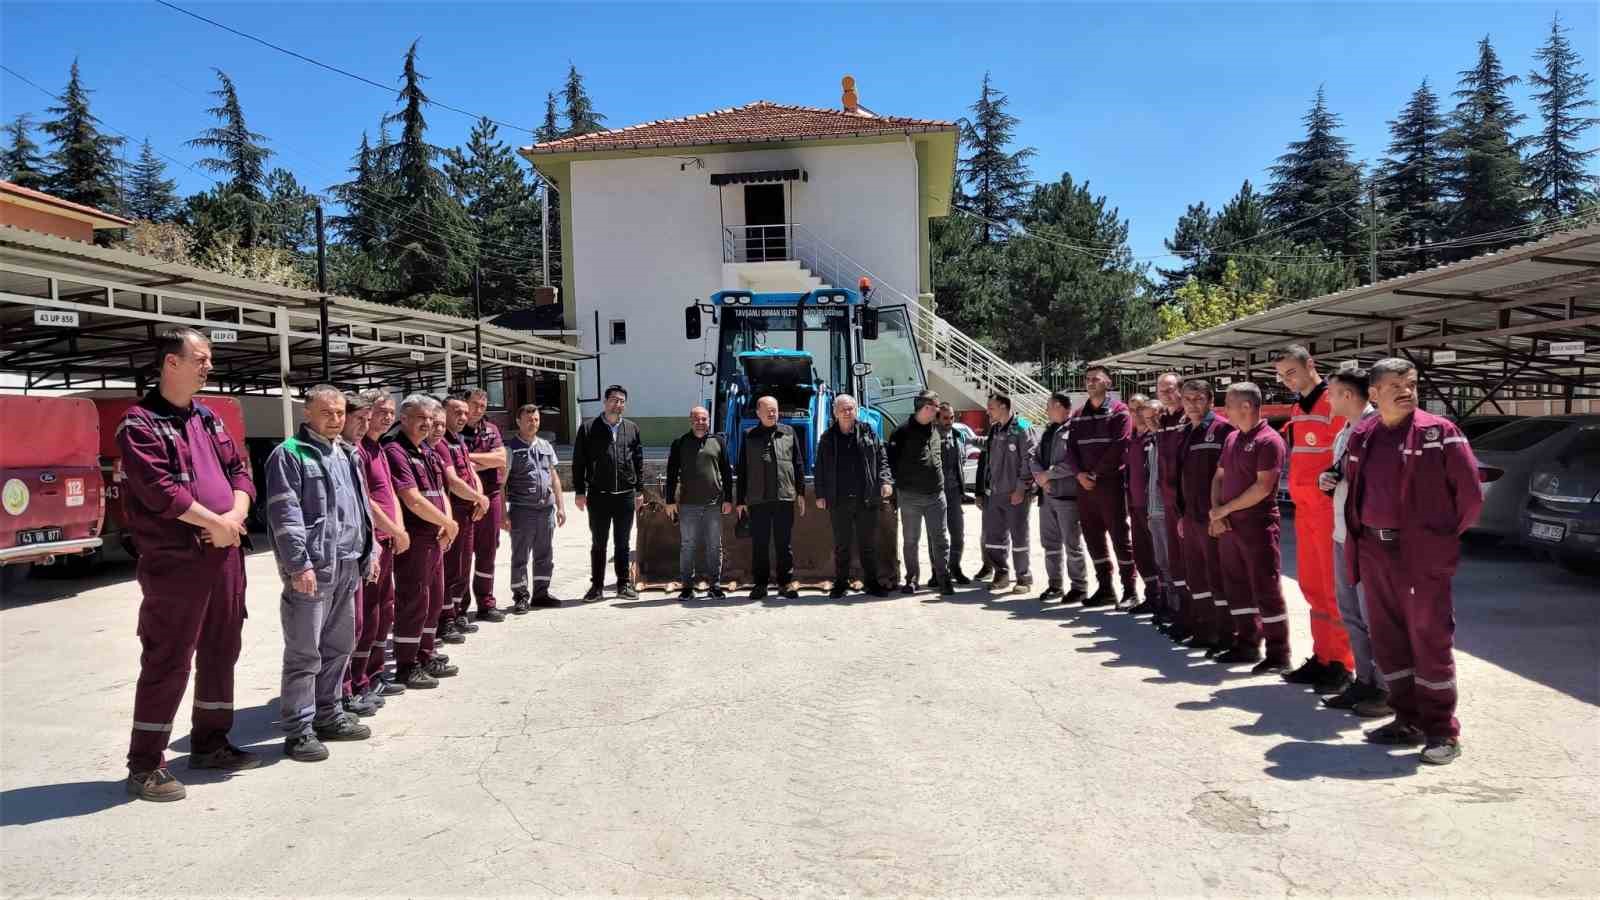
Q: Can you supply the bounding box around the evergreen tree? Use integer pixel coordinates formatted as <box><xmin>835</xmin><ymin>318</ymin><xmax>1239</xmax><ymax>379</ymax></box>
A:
<box><xmin>957</xmin><ymin>72</ymin><xmax>1035</xmax><ymax>244</ymax></box>
<box><xmin>41</xmin><ymin>60</ymin><xmax>124</xmax><ymax>210</ymax></box>
<box><xmin>1527</xmin><ymin>14</ymin><xmax>1598</xmax><ymax>220</ymax></box>
<box><xmin>444</xmin><ymin>117</ymin><xmax>541</xmax><ymax>314</ymax></box>
<box><xmin>2</xmin><ymin>114</ymin><xmax>51</xmax><ymax>190</ymax></box>
<box><xmin>1380</xmin><ymin>80</ymin><xmax>1450</xmax><ymax>272</ymax></box>
<box><xmin>381</xmin><ymin>41</ymin><xmax>476</xmax><ymax>300</ymax></box>
<box><xmin>261</xmin><ymin>168</ymin><xmax>316</xmax><ymax>269</ymax></box>
<box><xmin>561</xmin><ymin>65</ymin><xmax>606</xmax><ymax>137</ymax></box>
<box><xmin>1155</xmin><ymin>201</ymin><xmax>1215</xmax><ymax>298</ymax></box>
<box><xmin>1445</xmin><ymin>36</ymin><xmax>1530</xmax><ymax>251</ymax></box>
<box><xmin>188</xmin><ymin>69</ymin><xmax>271</xmax><ymax>200</ymax></box>
<box><xmin>1266</xmin><ymin>86</ymin><xmax>1364</xmax><ymax>260</ymax></box>
<box><xmin>537</xmin><ymin>92</ymin><xmax>562</xmax><ymax>143</ymax></box>
<box><xmin>124</xmin><ymin>139</ymin><xmax>179</xmax><ymax>222</ymax></box>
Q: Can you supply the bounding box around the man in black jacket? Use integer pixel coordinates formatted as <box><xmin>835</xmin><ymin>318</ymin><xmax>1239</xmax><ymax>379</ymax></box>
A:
<box><xmin>664</xmin><ymin>406</ymin><xmax>733</xmax><ymax>601</ymax></box>
<box><xmin>571</xmin><ymin>385</ymin><xmax>645</xmax><ymax>602</ymax></box>
<box><xmin>815</xmin><ymin>395</ymin><xmax>893</xmax><ymax>599</ymax></box>
<box><xmin>887</xmin><ymin>390</ymin><xmax>955</xmax><ymax>596</ymax></box>
<box><xmin>736</xmin><ymin>395</ymin><xmax>807</xmax><ymax>600</ymax></box>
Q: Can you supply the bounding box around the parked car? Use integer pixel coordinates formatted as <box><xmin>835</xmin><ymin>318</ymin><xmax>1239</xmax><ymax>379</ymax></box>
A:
<box><xmin>1456</xmin><ymin>414</ymin><xmax>1526</xmax><ymax>442</ymax></box>
<box><xmin>0</xmin><ymin>395</ymin><xmax>106</xmax><ymax>588</ymax></box>
<box><xmin>1519</xmin><ymin>423</ymin><xmax>1600</xmax><ymax>574</ymax></box>
<box><xmin>955</xmin><ymin>422</ymin><xmax>979</xmax><ymax>491</ymax></box>
<box><xmin>1471</xmin><ymin>415</ymin><xmax>1600</xmax><ymax>539</ymax></box>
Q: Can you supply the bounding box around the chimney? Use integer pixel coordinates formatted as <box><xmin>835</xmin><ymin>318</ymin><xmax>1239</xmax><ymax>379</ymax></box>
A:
<box><xmin>841</xmin><ymin>75</ymin><xmax>859</xmax><ymax>114</ymax></box>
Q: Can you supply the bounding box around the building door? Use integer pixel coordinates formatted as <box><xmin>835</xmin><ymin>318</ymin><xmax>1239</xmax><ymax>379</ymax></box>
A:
<box><xmin>743</xmin><ymin>183</ymin><xmax>787</xmax><ymax>262</ymax></box>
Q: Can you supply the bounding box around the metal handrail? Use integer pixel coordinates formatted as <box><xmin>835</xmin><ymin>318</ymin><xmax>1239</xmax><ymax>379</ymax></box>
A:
<box><xmin>722</xmin><ymin>224</ymin><xmax>794</xmax><ymax>264</ymax></box>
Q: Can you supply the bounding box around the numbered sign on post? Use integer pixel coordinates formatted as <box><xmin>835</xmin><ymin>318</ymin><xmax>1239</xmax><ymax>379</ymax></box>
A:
<box><xmin>409</xmin><ymin>350</ymin><xmax>425</xmax><ymax>362</ymax></box>
<box><xmin>34</xmin><ymin>310</ymin><xmax>78</xmax><ymax>328</ymax></box>
<box><xmin>1433</xmin><ymin>350</ymin><xmax>1457</xmax><ymax>364</ymax></box>
<box><xmin>1549</xmin><ymin>341</ymin><xmax>1586</xmax><ymax>357</ymax></box>
<box><xmin>209</xmin><ymin>329</ymin><xmax>238</xmax><ymax>343</ymax></box>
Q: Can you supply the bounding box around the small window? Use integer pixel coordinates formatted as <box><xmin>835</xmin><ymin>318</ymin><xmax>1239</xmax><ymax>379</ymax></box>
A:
<box><xmin>609</xmin><ymin>319</ymin><xmax>627</xmax><ymax>345</ymax></box>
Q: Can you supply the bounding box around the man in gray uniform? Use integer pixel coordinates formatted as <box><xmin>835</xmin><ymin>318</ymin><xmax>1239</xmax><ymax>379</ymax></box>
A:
<box><xmin>264</xmin><ymin>385</ymin><xmax>377</xmax><ymax>762</ymax></box>
<box><xmin>504</xmin><ymin>404</ymin><xmax>566</xmax><ymax>610</ymax></box>
<box><xmin>982</xmin><ymin>393</ymin><xmax>1038</xmax><ymax>593</ymax></box>
<box><xmin>1031</xmin><ymin>392</ymin><xmax>1089</xmax><ymax>603</ymax></box>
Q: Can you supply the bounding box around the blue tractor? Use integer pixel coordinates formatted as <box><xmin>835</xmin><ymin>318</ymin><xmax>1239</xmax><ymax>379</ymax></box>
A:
<box><xmin>634</xmin><ymin>284</ymin><xmax>930</xmax><ymax>588</ymax></box>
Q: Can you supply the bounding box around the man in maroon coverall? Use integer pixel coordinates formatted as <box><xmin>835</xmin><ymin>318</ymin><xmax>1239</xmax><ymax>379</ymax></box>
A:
<box><xmin>439</xmin><ymin>398</ymin><xmax>489</xmax><ymax>643</ymax></box>
<box><xmin>1209</xmin><ymin>383</ymin><xmax>1292</xmax><ymax>674</ymax></box>
<box><xmin>359</xmin><ymin>389</ymin><xmax>409</xmax><ymax>699</ymax></box>
<box><xmin>461</xmin><ymin>388</ymin><xmax>509</xmax><ymax>621</ymax></box>
<box><xmin>1344</xmin><ymin>358</ymin><xmax>1483</xmax><ymax>766</ymax></box>
<box><xmin>1064</xmin><ymin>365</ymin><xmax>1136</xmax><ymax>608</ymax></box>
<box><xmin>382</xmin><ymin>395</ymin><xmax>460</xmax><ymax>688</ymax></box>
<box><xmin>1171</xmin><ymin>379</ymin><xmax>1235</xmax><ymax>653</ymax></box>
<box><xmin>119</xmin><ymin>327</ymin><xmax>259</xmax><ymax>802</ymax></box>
<box><xmin>1153</xmin><ymin>373</ymin><xmax>1189</xmax><ymax>634</ymax></box>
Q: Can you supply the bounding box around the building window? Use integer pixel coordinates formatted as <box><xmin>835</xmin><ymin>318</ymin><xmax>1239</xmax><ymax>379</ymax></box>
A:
<box><xmin>609</xmin><ymin>319</ymin><xmax>627</xmax><ymax>345</ymax></box>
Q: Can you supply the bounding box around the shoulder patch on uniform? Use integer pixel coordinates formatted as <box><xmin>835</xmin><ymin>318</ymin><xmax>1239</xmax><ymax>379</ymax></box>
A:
<box><xmin>1305</xmin><ymin>432</ymin><xmax>1318</xmax><ymax>446</ymax></box>
<box><xmin>1424</xmin><ymin>426</ymin><xmax>1441</xmax><ymax>441</ymax></box>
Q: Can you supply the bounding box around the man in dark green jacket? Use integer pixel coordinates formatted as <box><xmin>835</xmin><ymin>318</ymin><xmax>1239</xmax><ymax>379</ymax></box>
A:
<box><xmin>887</xmin><ymin>390</ymin><xmax>955</xmax><ymax>596</ymax></box>
<box><xmin>736</xmin><ymin>396</ymin><xmax>806</xmax><ymax>600</ymax></box>
<box><xmin>665</xmin><ymin>406</ymin><xmax>733</xmax><ymax>600</ymax></box>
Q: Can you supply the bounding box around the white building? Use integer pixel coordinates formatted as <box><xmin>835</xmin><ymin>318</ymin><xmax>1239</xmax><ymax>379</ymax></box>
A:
<box><xmin>522</xmin><ymin>84</ymin><xmax>963</xmax><ymax>444</ymax></box>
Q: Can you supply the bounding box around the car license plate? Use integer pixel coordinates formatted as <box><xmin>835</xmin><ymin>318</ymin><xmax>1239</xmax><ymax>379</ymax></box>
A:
<box><xmin>1529</xmin><ymin>521</ymin><xmax>1566</xmax><ymax>542</ymax></box>
<box><xmin>17</xmin><ymin>526</ymin><xmax>64</xmax><ymax>546</ymax></box>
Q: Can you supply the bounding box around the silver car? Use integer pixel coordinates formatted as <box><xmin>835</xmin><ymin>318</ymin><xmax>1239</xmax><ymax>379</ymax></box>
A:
<box><xmin>1470</xmin><ymin>415</ymin><xmax>1600</xmax><ymax>539</ymax></box>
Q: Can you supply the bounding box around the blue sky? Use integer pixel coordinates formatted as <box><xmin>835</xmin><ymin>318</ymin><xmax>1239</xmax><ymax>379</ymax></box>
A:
<box><xmin>2</xmin><ymin>1</ymin><xmax>1595</xmax><ymax>261</ymax></box>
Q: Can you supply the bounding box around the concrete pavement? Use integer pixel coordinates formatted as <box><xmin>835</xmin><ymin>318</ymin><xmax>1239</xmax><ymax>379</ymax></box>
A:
<box><xmin>1</xmin><ymin>503</ymin><xmax>1596</xmax><ymax>897</ymax></box>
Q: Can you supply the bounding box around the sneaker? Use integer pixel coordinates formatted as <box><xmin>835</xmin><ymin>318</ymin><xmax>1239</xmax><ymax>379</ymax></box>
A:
<box><xmin>510</xmin><ymin>593</ymin><xmax>532</xmax><ymax>614</ymax></box>
<box><xmin>617</xmin><ymin>582</ymin><xmax>640</xmax><ymax>601</ymax></box>
<box><xmin>1252</xmin><ymin>657</ymin><xmax>1292</xmax><ymax>676</ymax></box>
<box><xmin>1281</xmin><ymin>657</ymin><xmax>1330</xmax><ymax>685</ymax></box>
<box><xmin>582</xmin><ymin>584</ymin><xmax>605</xmax><ymax>603</ymax></box>
<box><xmin>1313</xmin><ymin>661</ymin><xmax>1354</xmax><ymax>695</ymax></box>
<box><xmin>188</xmin><ymin>744</ymin><xmax>262</xmax><ymax>771</ymax></box>
<box><xmin>749</xmin><ymin>584</ymin><xmax>768</xmax><ymax>600</ymax></box>
<box><xmin>477</xmin><ymin>608</ymin><xmax>507</xmax><ymax>624</ymax></box>
<box><xmin>530</xmin><ymin>593</ymin><xmax>562</xmax><ymax>608</ymax></box>
<box><xmin>706</xmin><ymin>587</ymin><xmax>728</xmax><ymax>600</ymax></box>
<box><xmin>828</xmin><ymin>583</ymin><xmax>849</xmax><ymax>599</ymax></box>
<box><xmin>127</xmin><ymin>767</ymin><xmax>186</xmax><ymax>802</ymax></box>
<box><xmin>1365</xmin><ymin>721</ymin><xmax>1426</xmax><ymax>746</ymax></box>
<box><xmin>377</xmin><ymin>679</ymin><xmax>407</xmax><ymax>697</ymax></box>
<box><xmin>431</xmin><ymin>652</ymin><xmax>451</xmax><ymax>666</ymax></box>
<box><xmin>402</xmin><ymin>667</ymin><xmax>439</xmax><ymax>690</ymax></box>
<box><xmin>1081</xmin><ymin>585</ymin><xmax>1115</xmax><ymax>608</ymax></box>
<box><xmin>900</xmin><ymin>580</ymin><xmax>919</xmax><ymax>595</ymax></box>
<box><xmin>864</xmin><ymin>582</ymin><xmax>891</xmax><ymax>598</ymax></box>
<box><xmin>989</xmin><ymin>574</ymin><xmax>1012</xmax><ymax>593</ymax></box>
<box><xmin>342</xmin><ymin>693</ymin><xmax>379</xmax><ymax>718</ymax></box>
<box><xmin>1038</xmin><ymin>583</ymin><xmax>1065</xmax><ymax>601</ymax></box>
<box><xmin>424</xmin><ymin>657</ymin><xmax>459</xmax><ymax>678</ymax></box>
<box><xmin>1323</xmin><ymin>680</ymin><xmax>1376</xmax><ymax>711</ymax></box>
<box><xmin>360</xmin><ymin>687</ymin><xmax>386</xmax><ymax>709</ymax></box>
<box><xmin>1421</xmin><ymin>737</ymin><xmax>1461</xmax><ymax>765</ymax></box>
<box><xmin>439</xmin><ymin>624</ymin><xmax>466</xmax><ymax>645</ymax></box>
<box><xmin>285</xmin><ymin>734</ymin><xmax>330</xmax><ymax>762</ymax></box>
<box><xmin>315</xmin><ymin>713</ymin><xmax>372</xmax><ymax>742</ymax></box>
<box><xmin>1012</xmin><ymin>578</ymin><xmax>1033</xmax><ymax>595</ymax></box>
<box><xmin>1213</xmin><ymin>645</ymin><xmax>1263</xmax><ymax>665</ymax></box>
<box><xmin>1352</xmin><ymin>694</ymin><xmax>1396</xmax><ymax>719</ymax></box>
<box><xmin>781</xmin><ymin>583</ymin><xmax>800</xmax><ymax>600</ymax></box>
<box><xmin>455</xmin><ymin>615</ymin><xmax>481</xmax><ymax>633</ymax></box>
<box><xmin>1064</xmin><ymin>588</ymin><xmax>1089</xmax><ymax>605</ymax></box>
<box><xmin>678</xmin><ymin>586</ymin><xmax>696</xmax><ymax>601</ymax></box>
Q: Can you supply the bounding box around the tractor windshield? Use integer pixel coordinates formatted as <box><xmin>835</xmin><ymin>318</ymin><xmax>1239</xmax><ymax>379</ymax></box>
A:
<box><xmin>718</xmin><ymin>306</ymin><xmax>849</xmax><ymax>391</ymax></box>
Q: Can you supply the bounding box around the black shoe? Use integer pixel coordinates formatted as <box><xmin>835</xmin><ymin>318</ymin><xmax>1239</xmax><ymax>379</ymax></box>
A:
<box><xmin>439</xmin><ymin>624</ymin><xmax>466</xmax><ymax>645</ymax></box>
<box><xmin>402</xmin><ymin>667</ymin><xmax>438</xmax><ymax>689</ymax></box>
<box><xmin>1323</xmin><ymin>680</ymin><xmax>1378</xmax><ymax>711</ymax></box>
<box><xmin>938</xmin><ymin>578</ymin><xmax>956</xmax><ymax>597</ymax></box>
<box><xmin>342</xmin><ymin>694</ymin><xmax>378</xmax><ymax>718</ymax></box>
<box><xmin>781</xmin><ymin>583</ymin><xmax>800</xmax><ymax>600</ymax></box>
<box><xmin>617</xmin><ymin>583</ymin><xmax>640</xmax><ymax>601</ymax></box>
<box><xmin>900</xmin><ymin>580</ymin><xmax>919</xmax><ymax>595</ymax></box>
<box><xmin>1365</xmin><ymin>721</ymin><xmax>1425</xmax><ymax>746</ymax></box>
<box><xmin>582</xmin><ymin>583</ymin><xmax>605</xmax><ymax>603</ymax></box>
<box><xmin>864</xmin><ymin>582</ymin><xmax>891</xmax><ymax>598</ymax></box>
<box><xmin>1129</xmin><ymin>599</ymin><xmax>1158</xmax><ymax>615</ymax></box>
<box><xmin>951</xmin><ymin>567</ymin><xmax>971</xmax><ymax>585</ymax></box>
<box><xmin>749</xmin><ymin>584</ymin><xmax>768</xmax><ymax>600</ymax></box>
<box><xmin>530</xmin><ymin>593</ymin><xmax>562</xmax><ymax>608</ymax></box>
<box><xmin>1064</xmin><ymin>588</ymin><xmax>1088</xmax><ymax>605</ymax></box>
<box><xmin>455</xmin><ymin>615</ymin><xmax>480</xmax><ymax>634</ymax></box>
<box><xmin>377</xmin><ymin>679</ymin><xmax>407</xmax><ymax>696</ymax></box>
<box><xmin>1115</xmin><ymin>590</ymin><xmax>1140</xmax><ymax>612</ymax></box>
<box><xmin>285</xmin><ymin>734</ymin><xmax>329</xmax><ymax>762</ymax></box>
<box><xmin>829</xmin><ymin>583</ymin><xmax>849</xmax><ymax>599</ymax></box>
<box><xmin>1038</xmin><ymin>583</ymin><xmax>1065</xmax><ymax>601</ymax></box>
<box><xmin>188</xmin><ymin>743</ymin><xmax>262</xmax><ymax>771</ymax></box>
<box><xmin>477</xmin><ymin>608</ymin><xmax>507</xmax><ymax>624</ymax></box>
<box><xmin>1281</xmin><ymin>656</ymin><xmax>1330</xmax><ymax>685</ymax></box>
<box><xmin>431</xmin><ymin>652</ymin><xmax>450</xmax><ymax>665</ymax></box>
<box><xmin>1313</xmin><ymin>661</ymin><xmax>1354</xmax><ymax>695</ymax></box>
<box><xmin>975</xmin><ymin>565</ymin><xmax>993</xmax><ymax>580</ymax></box>
<box><xmin>678</xmin><ymin>586</ymin><xmax>696</xmax><ymax>600</ymax></box>
<box><xmin>314</xmin><ymin>712</ymin><xmax>372</xmax><ymax>742</ymax></box>
<box><xmin>1204</xmin><ymin>640</ymin><xmax>1236</xmax><ymax>659</ymax></box>
<box><xmin>1081</xmin><ymin>585</ymin><xmax>1115</xmax><ymax>608</ymax></box>
<box><xmin>1252</xmin><ymin>656</ymin><xmax>1292</xmax><ymax>676</ymax></box>
<box><xmin>1166</xmin><ymin>625</ymin><xmax>1194</xmax><ymax>644</ymax></box>
<box><xmin>707</xmin><ymin>587</ymin><xmax>728</xmax><ymax>600</ymax></box>
<box><xmin>511</xmin><ymin>597</ymin><xmax>531</xmax><ymax>614</ymax></box>
<box><xmin>1213</xmin><ymin>646</ymin><xmax>1262</xmax><ymax>665</ymax></box>
<box><xmin>424</xmin><ymin>657</ymin><xmax>459</xmax><ymax>678</ymax></box>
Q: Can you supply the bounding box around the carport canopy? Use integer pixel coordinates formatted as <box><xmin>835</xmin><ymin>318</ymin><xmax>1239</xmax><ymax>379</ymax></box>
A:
<box><xmin>1093</xmin><ymin>224</ymin><xmax>1600</xmax><ymax>419</ymax></box>
<box><xmin>0</xmin><ymin>225</ymin><xmax>594</xmax><ymax>435</ymax></box>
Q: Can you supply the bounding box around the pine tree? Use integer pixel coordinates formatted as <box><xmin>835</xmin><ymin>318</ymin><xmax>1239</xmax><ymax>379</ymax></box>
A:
<box><xmin>2</xmin><ymin>114</ymin><xmax>50</xmax><ymax>190</ymax></box>
<box><xmin>1445</xmin><ymin>36</ymin><xmax>1530</xmax><ymax>252</ymax></box>
<box><xmin>1155</xmin><ymin>201</ymin><xmax>1215</xmax><ymax>298</ymax></box>
<box><xmin>261</xmin><ymin>168</ymin><xmax>316</xmax><ymax>268</ymax></box>
<box><xmin>41</xmin><ymin>60</ymin><xmax>124</xmax><ymax>210</ymax></box>
<box><xmin>957</xmin><ymin>72</ymin><xmax>1035</xmax><ymax>244</ymax></box>
<box><xmin>329</xmin><ymin>130</ymin><xmax>398</xmax><ymax>298</ymax></box>
<box><xmin>188</xmin><ymin>69</ymin><xmax>272</xmax><ymax>199</ymax></box>
<box><xmin>1266</xmin><ymin>86</ymin><xmax>1364</xmax><ymax>261</ymax></box>
<box><xmin>1380</xmin><ymin>80</ymin><xmax>1450</xmax><ymax>272</ymax></box>
<box><xmin>444</xmin><ymin>117</ymin><xmax>540</xmax><ymax>314</ymax></box>
<box><xmin>124</xmin><ymin>139</ymin><xmax>179</xmax><ymax>222</ymax></box>
<box><xmin>1527</xmin><ymin>14</ymin><xmax>1598</xmax><ymax>220</ymax></box>
<box><xmin>561</xmin><ymin>65</ymin><xmax>605</xmax><ymax>137</ymax></box>
<box><xmin>537</xmin><ymin>92</ymin><xmax>562</xmax><ymax>143</ymax></box>
<box><xmin>381</xmin><ymin>41</ymin><xmax>476</xmax><ymax>301</ymax></box>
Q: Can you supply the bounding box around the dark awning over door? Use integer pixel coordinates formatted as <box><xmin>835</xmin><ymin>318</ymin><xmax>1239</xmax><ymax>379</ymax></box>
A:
<box><xmin>709</xmin><ymin>169</ymin><xmax>808</xmax><ymax>186</ymax></box>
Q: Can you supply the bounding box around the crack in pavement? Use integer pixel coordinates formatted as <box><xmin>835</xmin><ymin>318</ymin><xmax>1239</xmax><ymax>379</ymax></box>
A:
<box><xmin>1010</xmin><ymin>678</ymin><xmax>1209</xmax><ymax>785</ymax></box>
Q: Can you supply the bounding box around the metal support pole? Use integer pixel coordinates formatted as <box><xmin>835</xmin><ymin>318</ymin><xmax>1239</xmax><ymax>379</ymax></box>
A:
<box><xmin>540</xmin><ymin>183</ymin><xmax>551</xmax><ymax>287</ymax></box>
<box><xmin>316</xmin><ymin>204</ymin><xmax>330</xmax><ymax>383</ymax></box>
<box><xmin>473</xmin><ymin>267</ymin><xmax>485</xmax><ymax>389</ymax></box>
<box><xmin>444</xmin><ymin>350</ymin><xmax>453</xmax><ymax>391</ymax></box>
<box><xmin>1367</xmin><ymin>179</ymin><xmax>1378</xmax><ymax>287</ymax></box>
<box><xmin>277</xmin><ymin>310</ymin><xmax>293</xmax><ymax>438</ymax></box>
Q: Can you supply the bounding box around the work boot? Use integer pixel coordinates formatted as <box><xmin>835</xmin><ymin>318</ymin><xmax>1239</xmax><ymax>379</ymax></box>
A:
<box><xmin>285</xmin><ymin>734</ymin><xmax>330</xmax><ymax>763</ymax></box>
<box><xmin>477</xmin><ymin>608</ymin><xmax>506</xmax><ymax>624</ymax></box>
<box><xmin>781</xmin><ymin>582</ymin><xmax>800</xmax><ymax>600</ymax></box>
<box><xmin>864</xmin><ymin>582</ymin><xmax>891</xmax><ymax>598</ymax></box>
<box><xmin>127</xmin><ymin>767</ymin><xmax>186</xmax><ymax>802</ymax></box>
<box><xmin>1314</xmin><ymin>661</ymin><xmax>1354</xmax><ymax>695</ymax></box>
<box><xmin>360</xmin><ymin>687</ymin><xmax>386</xmax><ymax>710</ymax></box>
<box><xmin>828</xmin><ymin>583</ymin><xmax>849</xmax><ymax>600</ymax></box>
<box><xmin>1365</xmin><ymin>721</ymin><xmax>1426</xmax><ymax>746</ymax></box>
<box><xmin>315</xmin><ymin>713</ymin><xmax>372</xmax><ymax>742</ymax></box>
<box><xmin>530</xmin><ymin>592</ymin><xmax>562</xmax><ymax>608</ymax></box>
<box><xmin>1204</xmin><ymin>639</ymin><xmax>1236</xmax><ymax>659</ymax></box>
<box><xmin>376</xmin><ymin>678</ymin><xmax>407</xmax><ymax>697</ymax></box>
<box><xmin>424</xmin><ymin>657</ymin><xmax>459</xmax><ymax>679</ymax></box>
<box><xmin>706</xmin><ymin>587</ymin><xmax>728</xmax><ymax>600</ymax></box>
<box><xmin>989</xmin><ymin>573</ymin><xmax>1012</xmax><ymax>593</ymax></box>
<box><xmin>1281</xmin><ymin>657</ymin><xmax>1330</xmax><ymax>686</ymax></box>
<box><xmin>1065</xmin><ymin>587</ymin><xmax>1089</xmax><ymax>605</ymax></box>
<box><xmin>1324</xmin><ymin>679</ymin><xmax>1378</xmax><ymax>711</ymax></box>
<box><xmin>582</xmin><ymin>583</ymin><xmax>605</xmax><ymax>603</ymax></box>
<box><xmin>1013</xmin><ymin>576</ymin><xmax>1033</xmax><ymax>595</ymax></box>
<box><xmin>1038</xmin><ymin>581</ymin><xmax>1065</xmax><ymax>602</ymax></box>
<box><xmin>617</xmin><ymin>582</ymin><xmax>640</xmax><ymax>601</ymax></box>
<box><xmin>188</xmin><ymin>744</ymin><xmax>261</xmax><ymax>771</ymax></box>
<box><xmin>1129</xmin><ymin>598</ymin><xmax>1158</xmax><ymax>616</ymax></box>
<box><xmin>342</xmin><ymin>693</ymin><xmax>379</xmax><ymax>718</ymax></box>
<box><xmin>1166</xmin><ymin>624</ymin><xmax>1194</xmax><ymax>644</ymax></box>
<box><xmin>401</xmin><ymin>667</ymin><xmax>438</xmax><ymax>690</ymax></box>
<box><xmin>938</xmin><ymin>577</ymin><xmax>956</xmax><ymax>597</ymax></box>
<box><xmin>454</xmin><ymin>615</ymin><xmax>480</xmax><ymax>634</ymax></box>
<box><xmin>431</xmin><ymin>653</ymin><xmax>450</xmax><ymax>665</ymax></box>
<box><xmin>749</xmin><ymin>584</ymin><xmax>768</xmax><ymax>601</ymax></box>
<box><xmin>975</xmin><ymin>563</ymin><xmax>993</xmax><ymax>581</ymax></box>
<box><xmin>511</xmin><ymin>597</ymin><xmax>531</xmax><ymax>614</ymax></box>
<box><xmin>1352</xmin><ymin>693</ymin><xmax>1396</xmax><ymax>719</ymax></box>
<box><xmin>1252</xmin><ymin>656</ymin><xmax>1292</xmax><ymax>676</ymax></box>
<box><xmin>951</xmin><ymin>565</ymin><xmax>971</xmax><ymax>585</ymax></box>
<box><xmin>1081</xmin><ymin>584</ymin><xmax>1115</xmax><ymax>608</ymax></box>
<box><xmin>1421</xmin><ymin>737</ymin><xmax>1461</xmax><ymax>765</ymax></box>
<box><xmin>1213</xmin><ymin>645</ymin><xmax>1262</xmax><ymax>665</ymax></box>
<box><xmin>678</xmin><ymin>585</ymin><xmax>696</xmax><ymax>601</ymax></box>
<box><xmin>1115</xmin><ymin>585</ymin><xmax>1139</xmax><ymax>611</ymax></box>
<box><xmin>900</xmin><ymin>579</ymin><xmax>919</xmax><ymax>595</ymax></box>
<box><xmin>439</xmin><ymin>622</ymin><xmax>466</xmax><ymax>645</ymax></box>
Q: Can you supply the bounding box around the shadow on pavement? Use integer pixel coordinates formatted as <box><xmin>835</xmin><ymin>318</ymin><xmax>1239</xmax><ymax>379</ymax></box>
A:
<box><xmin>0</xmin><ymin>780</ymin><xmax>134</xmax><ymax>826</ymax></box>
<box><xmin>1262</xmin><ymin>739</ymin><xmax>1423</xmax><ymax>781</ymax></box>
<box><xmin>1176</xmin><ymin>682</ymin><xmax>1364</xmax><ymax>742</ymax></box>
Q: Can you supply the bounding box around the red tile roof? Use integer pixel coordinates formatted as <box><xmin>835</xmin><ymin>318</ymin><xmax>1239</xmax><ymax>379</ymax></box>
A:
<box><xmin>524</xmin><ymin>101</ymin><xmax>956</xmax><ymax>154</ymax></box>
<box><xmin>0</xmin><ymin>180</ymin><xmax>133</xmax><ymax>226</ymax></box>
